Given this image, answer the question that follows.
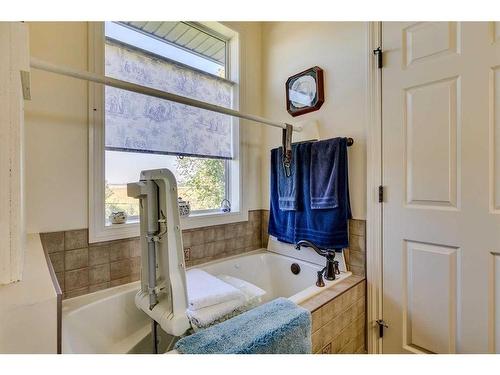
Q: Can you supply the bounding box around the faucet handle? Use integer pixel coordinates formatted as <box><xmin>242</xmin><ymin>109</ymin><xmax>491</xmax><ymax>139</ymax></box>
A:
<box><xmin>333</xmin><ymin>260</ymin><xmax>340</xmax><ymax>275</ymax></box>
<box><xmin>316</xmin><ymin>269</ymin><xmax>325</xmax><ymax>287</ymax></box>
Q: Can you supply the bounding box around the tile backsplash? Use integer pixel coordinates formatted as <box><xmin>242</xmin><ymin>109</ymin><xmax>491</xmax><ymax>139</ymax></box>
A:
<box><xmin>40</xmin><ymin>210</ymin><xmax>263</xmax><ymax>299</ymax></box>
<box><xmin>40</xmin><ymin>210</ymin><xmax>365</xmax><ymax>299</ymax></box>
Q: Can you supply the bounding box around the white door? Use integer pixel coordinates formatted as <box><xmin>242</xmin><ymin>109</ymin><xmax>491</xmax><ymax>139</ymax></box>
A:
<box><xmin>382</xmin><ymin>22</ymin><xmax>500</xmax><ymax>353</ymax></box>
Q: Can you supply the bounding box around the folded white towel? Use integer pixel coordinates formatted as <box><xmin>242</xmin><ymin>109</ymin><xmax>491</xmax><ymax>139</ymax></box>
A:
<box><xmin>187</xmin><ymin>273</ymin><xmax>267</xmax><ymax>330</ymax></box>
<box><xmin>187</xmin><ymin>299</ymin><xmax>245</xmax><ymax>328</ymax></box>
<box><xmin>216</xmin><ymin>274</ymin><xmax>266</xmax><ymax>304</ymax></box>
<box><xmin>186</xmin><ymin>269</ymin><xmax>245</xmax><ymax>311</ymax></box>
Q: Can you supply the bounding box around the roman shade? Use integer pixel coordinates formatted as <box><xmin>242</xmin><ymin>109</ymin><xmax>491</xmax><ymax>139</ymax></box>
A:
<box><xmin>104</xmin><ymin>41</ymin><xmax>234</xmax><ymax>159</ymax></box>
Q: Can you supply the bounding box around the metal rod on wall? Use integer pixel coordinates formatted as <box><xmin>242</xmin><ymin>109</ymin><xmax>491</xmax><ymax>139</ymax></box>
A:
<box><xmin>27</xmin><ymin>57</ymin><xmax>304</xmax><ymax>133</ymax></box>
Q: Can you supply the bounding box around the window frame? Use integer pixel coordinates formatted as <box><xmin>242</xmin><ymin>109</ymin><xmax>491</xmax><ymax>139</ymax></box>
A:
<box><xmin>89</xmin><ymin>22</ymin><xmax>246</xmax><ymax>243</ymax></box>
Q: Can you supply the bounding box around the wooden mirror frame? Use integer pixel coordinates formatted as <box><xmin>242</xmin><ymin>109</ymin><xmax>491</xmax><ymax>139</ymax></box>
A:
<box><xmin>285</xmin><ymin>66</ymin><xmax>324</xmax><ymax>117</ymax></box>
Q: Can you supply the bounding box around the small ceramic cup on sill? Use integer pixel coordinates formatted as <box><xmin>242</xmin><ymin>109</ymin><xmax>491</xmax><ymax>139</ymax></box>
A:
<box><xmin>109</xmin><ymin>211</ymin><xmax>128</xmax><ymax>224</ymax></box>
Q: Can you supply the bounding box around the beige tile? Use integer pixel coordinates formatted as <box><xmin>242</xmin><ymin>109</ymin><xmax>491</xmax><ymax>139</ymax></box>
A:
<box><xmin>251</xmin><ymin>232</ymin><xmax>261</xmax><ymax>247</ymax></box>
<box><xmin>88</xmin><ymin>245</ymin><xmax>110</xmax><ymax>266</ymax></box>
<box><xmin>224</xmin><ymin>224</ymin><xmax>237</xmax><ymax>240</ymax></box>
<box><xmin>343</xmin><ymin>248</ymin><xmax>350</xmax><ymax>265</ymax></box>
<box><xmin>128</xmin><ymin>238</ymin><xmax>141</xmax><ymax>258</ymax></box>
<box><xmin>261</xmin><ymin>209</ymin><xmax>269</xmax><ymax>222</ymax></box>
<box><xmin>244</xmin><ymin>234</ymin><xmax>253</xmax><ymax>247</ymax></box>
<box><xmin>349</xmin><ymin>219</ymin><xmax>366</xmax><ymax>237</ymax></box>
<box><xmin>191</xmin><ymin>230</ymin><xmax>204</xmax><ymax>246</ymax></box>
<box><xmin>130</xmin><ymin>257</ymin><xmax>141</xmax><ymax>275</ymax></box>
<box><xmin>182</xmin><ymin>231</ymin><xmax>193</xmax><ymax>247</ymax></box>
<box><xmin>65</xmin><ymin>268</ymin><xmax>89</xmax><ymax>291</ymax></box>
<box><xmin>109</xmin><ymin>242</ymin><xmax>131</xmax><ymax>262</ymax></box>
<box><xmin>49</xmin><ymin>251</ymin><xmax>65</xmax><ymax>273</ymax></box>
<box><xmin>349</xmin><ymin>264</ymin><xmax>365</xmax><ymax>276</ymax></box>
<box><xmin>300</xmin><ymin>276</ymin><xmax>364</xmax><ymax>312</ymax></box>
<box><xmin>204</xmin><ymin>242</ymin><xmax>215</xmax><ymax>258</ymax></box>
<box><xmin>64</xmin><ymin>286</ymin><xmax>89</xmax><ymax>299</ymax></box>
<box><xmin>89</xmin><ymin>282</ymin><xmax>110</xmax><ymax>293</ymax></box>
<box><xmin>349</xmin><ymin>234</ymin><xmax>365</xmax><ymax>252</ymax></box>
<box><xmin>110</xmin><ymin>259</ymin><xmax>131</xmax><ymax>280</ymax></box>
<box><xmin>235</xmin><ymin>223</ymin><xmax>245</xmax><ymax>238</ymax></box>
<box><xmin>311</xmin><ymin>310</ymin><xmax>321</xmax><ymax>333</ymax></box>
<box><xmin>89</xmin><ymin>264</ymin><xmax>110</xmax><ymax>285</ymax></box>
<box><xmin>249</xmin><ymin>210</ymin><xmax>260</xmax><ymax>224</ymax></box>
<box><xmin>203</xmin><ymin>228</ymin><xmax>216</xmax><ymax>243</ymax></box>
<box><xmin>64</xmin><ymin>229</ymin><xmax>88</xmax><ymax>250</ymax></box>
<box><xmin>110</xmin><ymin>275</ymin><xmax>132</xmax><ymax>287</ymax></box>
<box><xmin>244</xmin><ymin>221</ymin><xmax>253</xmax><ymax>235</ymax></box>
<box><xmin>213</xmin><ymin>240</ymin><xmax>226</xmax><ymax>255</ymax></box>
<box><xmin>261</xmin><ymin>235</ymin><xmax>269</xmax><ymax>249</ymax></box>
<box><xmin>225</xmin><ymin>238</ymin><xmax>237</xmax><ymax>252</ymax></box>
<box><xmin>214</xmin><ymin>226</ymin><xmax>225</xmax><ymax>240</ymax></box>
<box><xmin>40</xmin><ymin>231</ymin><xmax>64</xmax><ymax>253</ymax></box>
<box><xmin>190</xmin><ymin>244</ymin><xmax>205</xmax><ymax>260</ymax></box>
<box><xmin>65</xmin><ymin>248</ymin><xmax>89</xmax><ymax>271</ymax></box>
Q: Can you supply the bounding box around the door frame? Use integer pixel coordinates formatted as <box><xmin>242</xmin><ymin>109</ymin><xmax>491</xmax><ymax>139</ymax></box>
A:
<box><xmin>365</xmin><ymin>21</ymin><xmax>383</xmax><ymax>354</ymax></box>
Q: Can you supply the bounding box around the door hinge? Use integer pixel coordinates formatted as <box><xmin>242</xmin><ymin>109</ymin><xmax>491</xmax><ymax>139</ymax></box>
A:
<box><xmin>378</xmin><ymin>185</ymin><xmax>384</xmax><ymax>203</ymax></box>
<box><xmin>376</xmin><ymin>319</ymin><xmax>388</xmax><ymax>338</ymax></box>
<box><xmin>373</xmin><ymin>47</ymin><xmax>383</xmax><ymax>69</ymax></box>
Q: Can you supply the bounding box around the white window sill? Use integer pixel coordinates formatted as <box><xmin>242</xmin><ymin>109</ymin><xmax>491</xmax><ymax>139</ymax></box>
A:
<box><xmin>91</xmin><ymin>209</ymin><xmax>249</xmax><ymax>243</ymax></box>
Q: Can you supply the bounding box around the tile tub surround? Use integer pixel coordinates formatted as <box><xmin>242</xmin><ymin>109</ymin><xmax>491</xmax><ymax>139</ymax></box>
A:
<box><xmin>183</xmin><ymin>210</ymin><xmax>263</xmax><ymax>267</ymax></box>
<box><xmin>40</xmin><ymin>229</ymin><xmax>142</xmax><ymax>299</ymax></box>
<box><xmin>40</xmin><ymin>210</ymin><xmax>264</xmax><ymax>299</ymax></box>
<box><xmin>260</xmin><ymin>210</ymin><xmax>366</xmax><ymax>276</ymax></box>
<box><xmin>300</xmin><ymin>276</ymin><xmax>366</xmax><ymax>354</ymax></box>
<box><xmin>40</xmin><ymin>211</ymin><xmax>364</xmax><ymax>300</ymax></box>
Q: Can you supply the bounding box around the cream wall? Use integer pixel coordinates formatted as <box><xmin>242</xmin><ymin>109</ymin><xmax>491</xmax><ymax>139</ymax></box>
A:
<box><xmin>260</xmin><ymin>22</ymin><xmax>368</xmax><ymax>219</ymax></box>
<box><xmin>25</xmin><ymin>22</ymin><xmax>89</xmax><ymax>233</ymax></box>
<box><xmin>25</xmin><ymin>22</ymin><xmax>264</xmax><ymax>234</ymax></box>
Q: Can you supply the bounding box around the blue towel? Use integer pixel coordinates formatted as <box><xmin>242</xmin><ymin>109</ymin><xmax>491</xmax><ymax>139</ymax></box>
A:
<box><xmin>310</xmin><ymin>137</ymin><xmax>344</xmax><ymax>209</ymax></box>
<box><xmin>174</xmin><ymin>297</ymin><xmax>311</xmax><ymax>354</ymax></box>
<box><xmin>277</xmin><ymin>144</ymin><xmax>299</xmax><ymax>211</ymax></box>
<box><xmin>268</xmin><ymin>142</ymin><xmax>310</xmax><ymax>243</ymax></box>
<box><xmin>268</xmin><ymin>139</ymin><xmax>351</xmax><ymax>249</ymax></box>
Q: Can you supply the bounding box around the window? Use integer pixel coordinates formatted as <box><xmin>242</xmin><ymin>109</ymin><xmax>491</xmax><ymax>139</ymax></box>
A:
<box><xmin>90</xmin><ymin>22</ymin><xmax>243</xmax><ymax>242</ymax></box>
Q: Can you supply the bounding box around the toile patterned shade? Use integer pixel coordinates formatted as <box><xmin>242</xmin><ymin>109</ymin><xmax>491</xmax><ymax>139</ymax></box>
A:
<box><xmin>104</xmin><ymin>41</ymin><xmax>233</xmax><ymax>159</ymax></box>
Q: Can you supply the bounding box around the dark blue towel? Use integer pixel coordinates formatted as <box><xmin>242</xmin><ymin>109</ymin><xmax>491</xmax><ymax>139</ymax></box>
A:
<box><xmin>294</xmin><ymin>139</ymin><xmax>351</xmax><ymax>249</ymax></box>
<box><xmin>310</xmin><ymin>137</ymin><xmax>343</xmax><ymax>209</ymax></box>
<box><xmin>277</xmin><ymin>144</ymin><xmax>299</xmax><ymax>211</ymax></box>
<box><xmin>268</xmin><ymin>147</ymin><xmax>296</xmax><ymax>244</ymax></box>
<box><xmin>268</xmin><ymin>138</ymin><xmax>351</xmax><ymax>249</ymax></box>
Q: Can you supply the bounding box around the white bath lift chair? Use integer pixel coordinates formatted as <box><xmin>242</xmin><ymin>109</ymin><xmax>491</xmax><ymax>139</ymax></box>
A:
<box><xmin>127</xmin><ymin>169</ymin><xmax>190</xmax><ymax>352</ymax></box>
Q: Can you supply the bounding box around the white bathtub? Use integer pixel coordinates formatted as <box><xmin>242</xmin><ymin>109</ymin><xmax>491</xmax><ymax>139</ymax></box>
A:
<box><xmin>62</xmin><ymin>249</ymin><xmax>351</xmax><ymax>354</ymax></box>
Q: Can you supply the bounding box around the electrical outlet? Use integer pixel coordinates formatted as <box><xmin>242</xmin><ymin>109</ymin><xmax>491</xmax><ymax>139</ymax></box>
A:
<box><xmin>183</xmin><ymin>247</ymin><xmax>191</xmax><ymax>261</ymax></box>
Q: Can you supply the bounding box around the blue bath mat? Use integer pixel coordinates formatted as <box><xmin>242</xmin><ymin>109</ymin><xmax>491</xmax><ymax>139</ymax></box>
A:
<box><xmin>175</xmin><ymin>297</ymin><xmax>311</xmax><ymax>354</ymax></box>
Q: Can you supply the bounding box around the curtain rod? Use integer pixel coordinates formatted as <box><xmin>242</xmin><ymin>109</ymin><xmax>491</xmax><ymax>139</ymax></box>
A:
<box><xmin>24</xmin><ymin>57</ymin><xmax>303</xmax><ymax>133</ymax></box>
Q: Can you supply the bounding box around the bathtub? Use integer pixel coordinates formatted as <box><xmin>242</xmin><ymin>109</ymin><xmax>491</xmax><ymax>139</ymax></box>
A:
<box><xmin>62</xmin><ymin>249</ymin><xmax>351</xmax><ymax>354</ymax></box>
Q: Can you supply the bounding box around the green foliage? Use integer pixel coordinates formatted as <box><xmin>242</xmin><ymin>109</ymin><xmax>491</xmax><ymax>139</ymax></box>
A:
<box><xmin>105</xmin><ymin>180</ymin><xmax>138</xmax><ymax>218</ymax></box>
<box><xmin>176</xmin><ymin>157</ymin><xmax>226</xmax><ymax>210</ymax></box>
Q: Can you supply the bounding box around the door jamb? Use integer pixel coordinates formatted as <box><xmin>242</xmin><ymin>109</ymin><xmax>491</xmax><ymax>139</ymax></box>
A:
<box><xmin>365</xmin><ymin>21</ymin><xmax>383</xmax><ymax>354</ymax></box>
